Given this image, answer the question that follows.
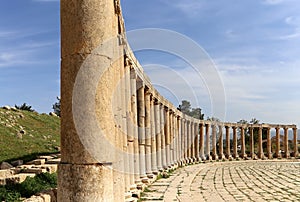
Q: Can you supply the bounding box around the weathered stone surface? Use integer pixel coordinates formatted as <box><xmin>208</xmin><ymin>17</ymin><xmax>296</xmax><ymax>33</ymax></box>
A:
<box><xmin>0</xmin><ymin>162</ymin><xmax>13</xmax><ymax>170</ymax></box>
<box><xmin>58</xmin><ymin>164</ymin><xmax>113</xmax><ymax>202</ymax></box>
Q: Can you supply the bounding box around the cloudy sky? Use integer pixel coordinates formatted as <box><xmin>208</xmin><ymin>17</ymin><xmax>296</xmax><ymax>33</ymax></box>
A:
<box><xmin>1</xmin><ymin>0</ymin><xmax>300</xmax><ymax>127</ymax></box>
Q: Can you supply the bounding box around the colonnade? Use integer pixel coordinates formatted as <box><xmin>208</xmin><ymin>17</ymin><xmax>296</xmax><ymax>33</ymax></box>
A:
<box><xmin>59</xmin><ymin>0</ymin><xmax>299</xmax><ymax>201</ymax></box>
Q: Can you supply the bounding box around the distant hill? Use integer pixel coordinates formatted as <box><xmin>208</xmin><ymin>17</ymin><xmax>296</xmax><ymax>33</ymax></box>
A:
<box><xmin>0</xmin><ymin>107</ymin><xmax>60</xmax><ymax>163</ymax></box>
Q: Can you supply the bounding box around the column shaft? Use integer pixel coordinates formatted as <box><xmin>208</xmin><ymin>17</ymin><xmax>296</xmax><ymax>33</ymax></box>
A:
<box><xmin>160</xmin><ymin>105</ymin><xmax>167</xmax><ymax>169</ymax></box>
<box><xmin>249</xmin><ymin>127</ymin><xmax>255</xmax><ymax>159</ymax></box>
<box><xmin>137</xmin><ymin>84</ymin><xmax>146</xmax><ymax>178</ymax></box>
<box><xmin>218</xmin><ymin>125</ymin><xmax>224</xmax><ymax>159</ymax></box>
<box><xmin>266</xmin><ymin>128</ymin><xmax>272</xmax><ymax>159</ymax></box>
<box><xmin>258</xmin><ymin>127</ymin><xmax>264</xmax><ymax>159</ymax></box>
<box><xmin>293</xmin><ymin>128</ymin><xmax>298</xmax><ymax>157</ymax></box>
<box><xmin>200</xmin><ymin>124</ymin><xmax>205</xmax><ymax>160</ymax></box>
<box><xmin>232</xmin><ymin>127</ymin><xmax>238</xmax><ymax>158</ymax></box>
<box><xmin>205</xmin><ymin>124</ymin><xmax>211</xmax><ymax>160</ymax></box>
<box><xmin>130</xmin><ymin>69</ymin><xmax>140</xmax><ymax>183</ymax></box>
<box><xmin>150</xmin><ymin>97</ymin><xmax>158</xmax><ymax>174</ymax></box>
<box><xmin>154</xmin><ymin>102</ymin><xmax>162</xmax><ymax>171</ymax></box>
<box><xmin>212</xmin><ymin>125</ymin><xmax>218</xmax><ymax>160</ymax></box>
<box><xmin>225</xmin><ymin>126</ymin><xmax>231</xmax><ymax>158</ymax></box>
<box><xmin>283</xmin><ymin>127</ymin><xmax>290</xmax><ymax>158</ymax></box>
<box><xmin>195</xmin><ymin>123</ymin><xmax>200</xmax><ymax>161</ymax></box>
<box><xmin>240</xmin><ymin>127</ymin><xmax>246</xmax><ymax>158</ymax></box>
<box><xmin>275</xmin><ymin>127</ymin><xmax>281</xmax><ymax>158</ymax></box>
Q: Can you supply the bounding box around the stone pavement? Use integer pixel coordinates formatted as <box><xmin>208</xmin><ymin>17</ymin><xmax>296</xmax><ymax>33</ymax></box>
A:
<box><xmin>141</xmin><ymin>160</ymin><xmax>300</xmax><ymax>202</ymax></box>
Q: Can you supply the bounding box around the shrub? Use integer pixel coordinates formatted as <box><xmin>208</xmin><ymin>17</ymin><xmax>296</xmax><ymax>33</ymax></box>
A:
<box><xmin>1</xmin><ymin>172</ymin><xmax>57</xmax><ymax>200</ymax></box>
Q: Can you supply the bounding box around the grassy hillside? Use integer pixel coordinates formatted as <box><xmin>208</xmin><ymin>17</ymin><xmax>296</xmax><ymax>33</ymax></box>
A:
<box><xmin>0</xmin><ymin>107</ymin><xmax>60</xmax><ymax>163</ymax></box>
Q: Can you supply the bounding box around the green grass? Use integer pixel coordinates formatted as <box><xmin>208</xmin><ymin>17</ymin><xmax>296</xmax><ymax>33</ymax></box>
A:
<box><xmin>0</xmin><ymin>108</ymin><xmax>60</xmax><ymax>163</ymax></box>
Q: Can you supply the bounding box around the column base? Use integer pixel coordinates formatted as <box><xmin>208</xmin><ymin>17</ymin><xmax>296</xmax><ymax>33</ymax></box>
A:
<box><xmin>218</xmin><ymin>154</ymin><xmax>226</xmax><ymax>160</ymax></box>
<box><xmin>212</xmin><ymin>154</ymin><xmax>218</xmax><ymax>160</ymax></box>
<box><xmin>58</xmin><ymin>163</ymin><xmax>114</xmax><ymax>202</ymax></box>
<box><xmin>239</xmin><ymin>153</ymin><xmax>247</xmax><ymax>159</ymax></box>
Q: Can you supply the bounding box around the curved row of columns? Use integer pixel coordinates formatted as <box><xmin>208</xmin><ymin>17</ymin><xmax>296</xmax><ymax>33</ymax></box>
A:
<box><xmin>127</xmin><ymin>66</ymin><xmax>299</xmax><ymax>187</ymax></box>
<box><xmin>59</xmin><ymin>0</ymin><xmax>299</xmax><ymax>201</ymax></box>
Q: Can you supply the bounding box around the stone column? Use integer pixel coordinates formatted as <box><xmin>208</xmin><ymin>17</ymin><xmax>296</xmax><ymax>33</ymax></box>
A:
<box><xmin>249</xmin><ymin>127</ymin><xmax>255</xmax><ymax>159</ymax></box>
<box><xmin>275</xmin><ymin>127</ymin><xmax>281</xmax><ymax>158</ymax></box>
<box><xmin>59</xmin><ymin>0</ymin><xmax>121</xmax><ymax>201</ymax></box>
<box><xmin>225</xmin><ymin>126</ymin><xmax>231</xmax><ymax>159</ymax></box>
<box><xmin>218</xmin><ymin>125</ymin><xmax>225</xmax><ymax>159</ymax></box>
<box><xmin>137</xmin><ymin>83</ymin><xmax>147</xmax><ymax>180</ymax></box>
<box><xmin>232</xmin><ymin>126</ymin><xmax>238</xmax><ymax>158</ymax></box>
<box><xmin>164</xmin><ymin>107</ymin><xmax>171</xmax><ymax>168</ymax></box>
<box><xmin>212</xmin><ymin>124</ymin><xmax>218</xmax><ymax>160</ymax></box>
<box><xmin>258</xmin><ymin>127</ymin><xmax>264</xmax><ymax>159</ymax></box>
<box><xmin>184</xmin><ymin>119</ymin><xmax>189</xmax><ymax>163</ymax></box>
<box><xmin>173</xmin><ymin>114</ymin><xmax>178</xmax><ymax>165</ymax></box>
<box><xmin>160</xmin><ymin>105</ymin><xmax>167</xmax><ymax>169</ymax></box>
<box><xmin>125</xmin><ymin>63</ymin><xmax>135</xmax><ymax>188</ymax></box>
<box><xmin>188</xmin><ymin>120</ymin><xmax>193</xmax><ymax>162</ymax></box>
<box><xmin>266</xmin><ymin>127</ymin><xmax>272</xmax><ymax>159</ymax></box>
<box><xmin>169</xmin><ymin>112</ymin><xmax>174</xmax><ymax>166</ymax></box>
<box><xmin>181</xmin><ymin>119</ymin><xmax>186</xmax><ymax>163</ymax></box>
<box><xmin>150</xmin><ymin>96</ymin><xmax>158</xmax><ymax>175</ymax></box>
<box><xmin>240</xmin><ymin>127</ymin><xmax>246</xmax><ymax>159</ymax></box>
<box><xmin>130</xmin><ymin>69</ymin><xmax>141</xmax><ymax>184</ymax></box>
<box><xmin>154</xmin><ymin>101</ymin><xmax>162</xmax><ymax>171</ymax></box>
<box><xmin>199</xmin><ymin>123</ymin><xmax>205</xmax><ymax>160</ymax></box>
<box><xmin>293</xmin><ymin>127</ymin><xmax>298</xmax><ymax>157</ymax></box>
<box><xmin>194</xmin><ymin>123</ymin><xmax>200</xmax><ymax>161</ymax></box>
<box><xmin>177</xmin><ymin>117</ymin><xmax>182</xmax><ymax>164</ymax></box>
<box><xmin>144</xmin><ymin>90</ymin><xmax>152</xmax><ymax>178</ymax></box>
<box><xmin>205</xmin><ymin>123</ymin><xmax>211</xmax><ymax>160</ymax></box>
<box><xmin>283</xmin><ymin>127</ymin><xmax>290</xmax><ymax>158</ymax></box>
<box><xmin>190</xmin><ymin>121</ymin><xmax>195</xmax><ymax>162</ymax></box>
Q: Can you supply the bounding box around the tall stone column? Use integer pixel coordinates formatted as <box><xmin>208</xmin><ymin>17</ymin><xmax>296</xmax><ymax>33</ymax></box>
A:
<box><xmin>177</xmin><ymin>117</ymin><xmax>182</xmax><ymax>164</ymax></box>
<box><xmin>137</xmin><ymin>82</ymin><xmax>147</xmax><ymax>179</ymax></box>
<box><xmin>144</xmin><ymin>90</ymin><xmax>152</xmax><ymax>178</ymax></box>
<box><xmin>190</xmin><ymin>121</ymin><xmax>195</xmax><ymax>162</ymax></box>
<box><xmin>169</xmin><ymin>112</ymin><xmax>174</xmax><ymax>166</ymax></box>
<box><xmin>275</xmin><ymin>127</ymin><xmax>281</xmax><ymax>158</ymax></box>
<box><xmin>225</xmin><ymin>126</ymin><xmax>231</xmax><ymax>159</ymax></box>
<box><xmin>125</xmin><ymin>63</ymin><xmax>135</xmax><ymax>188</ymax></box>
<box><xmin>258</xmin><ymin>127</ymin><xmax>264</xmax><ymax>159</ymax></box>
<box><xmin>182</xmin><ymin>119</ymin><xmax>186</xmax><ymax>163</ymax></box>
<box><xmin>266</xmin><ymin>127</ymin><xmax>272</xmax><ymax>159</ymax></box>
<box><xmin>292</xmin><ymin>127</ymin><xmax>298</xmax><ymax>157</ymax></box>
<box><xmin>160</xmin><ymin>105</ymin><xmax>167</xmax><ymax>169</ymax></box>
<box><xmin>154</xmin><ymin>101</ymin><xmax>162</xmax><ymax>171</ymax></box>
<box><xmin>205</xmin><ymin>124</ymin><xmax>211</xmax><ymax>160</ymax></box>
<box><xmin>194</xmin><ymin>123</ymin><xmax>200</xmax><ymax>161</ymax></box>
<box><xmin>199</xmin><ymin>123</ymin><xmax>205</xmax><ymax>160</ymax></box>
<box><xmin>59</xmin><ymin>0</ymin><xmax>121</xmax><ymax>201</ymax></box>
<box><xmin>150</xmin><ymin>96</ymin><xmax>158</xmax><ymax>175</ymax></box>
<box><xmin>212</xmin><ymin>124</ymin><xmax>218</xmax><ymax>160</ymax></box>
<box><xmin>232</xmin><ymin>126</ymin><xmax>238</xmax><ymax>158</ymax></box>
<box><xmin>130</xmin><ymin>69</ymin><xmax>141</xmax><ymax>184</ymax></box>
<box><xmin>283</xmin><ymin>127</ymin><xmax>290</xmax><ymax>158</ymax></box>
<box><xmin>218</xmin><ymin>125</ymin><xmax>225</xmax><ymax>159</ymax></box>
<box><xmin>249</xmin><ymin>127</ymin><xmax>255</xmax><ymax>159</ymax></box>
<box><xmin>240</xmin><ymin>127</ymin><xmax>246</xmax><ymax>159</ymax></box>
<box><xmin>173</xmin><ymin>114</ymin><xmax>179</xmax><ymax>165</ymax></box>
<box><xmin>184</xmin><ymin>119</ymin><xmax>189</xmax><ymax>163</ymax></box>
<box><xmin>164</xmin><ymin>107</ymin><xmax>171</xmax><ymax>168</ymax></box>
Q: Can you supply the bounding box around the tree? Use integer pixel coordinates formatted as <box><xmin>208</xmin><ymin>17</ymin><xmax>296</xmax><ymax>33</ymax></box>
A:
<box><xmin>15</xmin><ymin>103</ymin><xmax>35</xmax><ymax>112</ymax></box>
<box><xmin>52</xmin><ymin>97</ymin><xmax>61</xmax><ymax>117</ymax></box>
<box><xmin>177</xmin><ymin>100</ymin><xmax>191</xmax><ymax>115</ymax></box>
<box><xmin>177</xmin><ymin>100</ymin><xmax>204</xmax><ymax>119</ymax></box>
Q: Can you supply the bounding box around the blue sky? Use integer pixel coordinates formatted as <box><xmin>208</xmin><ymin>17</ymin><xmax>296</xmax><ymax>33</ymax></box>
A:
<box><xmin>1</xmin><ymin>0</ymin><xmax>300</xmax><ymax>127</ymax></box>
